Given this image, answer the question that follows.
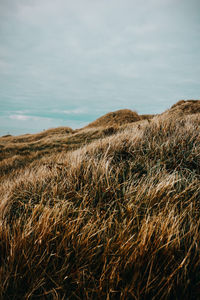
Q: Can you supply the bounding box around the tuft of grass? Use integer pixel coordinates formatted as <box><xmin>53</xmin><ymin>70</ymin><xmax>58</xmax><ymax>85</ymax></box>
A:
<box><xmin>0</xmin><ymin>100</ymin><xmax>200</xmax><ymax>299</ymax></box>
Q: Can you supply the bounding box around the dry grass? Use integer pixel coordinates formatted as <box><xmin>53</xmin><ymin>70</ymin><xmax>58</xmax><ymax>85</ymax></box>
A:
<box><xmin>0</xmin><ymin>101</ymin><xmax>200</xmax><ymax>299</ymax></box>
<box><xmin>163</xmin><ymin>99</ymin><xmax>200</xmax><ymax>117</ymax></box>
<box><xmin>139</xmin><ymin>114</ymin><xmax>155</xmax><ymax>120</ymax></box>
<box><xmin>0</xmin><ymin>125</ymin><xmax>125</xmax><ymax>180</ymax></box>
<box><xmin>85</xmin><ymin>109</ymin><xmax>141</xmax><ymax>128</ymax></box>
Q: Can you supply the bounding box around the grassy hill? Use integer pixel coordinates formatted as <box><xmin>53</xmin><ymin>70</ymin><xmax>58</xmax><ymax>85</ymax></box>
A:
<box><xmin>0</xmin><ymin>100</ymin><xmax>200</xmax><ymax>299</ymax></box>
<box><xmin>85</xmin><ymin>109</ymin><xmax>142</xmax><ymax>127</ymax></box>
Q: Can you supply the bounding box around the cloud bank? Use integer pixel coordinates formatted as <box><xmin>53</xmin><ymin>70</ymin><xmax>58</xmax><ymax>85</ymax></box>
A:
<box><xmin>0</xmin><ymin>0</ymin><xmax>200</xmax><ymax>135</ymax></box>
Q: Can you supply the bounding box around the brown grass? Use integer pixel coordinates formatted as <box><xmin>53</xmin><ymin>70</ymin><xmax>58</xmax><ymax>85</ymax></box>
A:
<box><xmin>85</xmin><ymin>109</ymin><xmax>141</xmax><ymax>128</ymax></box>
<box><xmin>164</xmin><ymin>99</ymin><xmax>200</xmax><ymax>116</ymax></box>
<box><xmin>139</xmin><ymin>114</ymin><xmax>155</xmax><ymax>120</ymax></box>
<box><xmin>0</xmin><ymin>125</ymin><xmax>125</xmax><ymax>180</ymax></box>
<box><xmin>0</xmin><ymin>100</ymin><xmax>200</xmax><ymax>299</ymax></box>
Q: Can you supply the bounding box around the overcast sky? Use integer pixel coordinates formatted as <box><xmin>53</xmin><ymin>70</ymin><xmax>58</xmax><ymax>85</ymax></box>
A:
<box><xmin>0</xmin><ymin>0</ymin><xmax>200</xmax><ymax>135</ymax></box>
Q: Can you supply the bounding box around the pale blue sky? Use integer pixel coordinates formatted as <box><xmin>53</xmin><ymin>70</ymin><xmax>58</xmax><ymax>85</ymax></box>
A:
<box><xmin>0</xmin><ymin>0</ymin><xmax>200</xmax><ymax>135</ymax></box>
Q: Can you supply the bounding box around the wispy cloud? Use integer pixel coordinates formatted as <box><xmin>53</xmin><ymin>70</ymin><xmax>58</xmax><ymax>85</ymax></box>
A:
<box><xmin>51</xmin><ymin>108</ymin><xmax>90</xmax><ymax>115</ymax></box>
<box><xmin>9</xmin><ymin>114</ymin><xmax>52</xmax><ymax>122</ymax></box>
<box><xmin>63</xmin><ymin>108</ymin><xmax>88</xmax><ymax>115</ymax></box>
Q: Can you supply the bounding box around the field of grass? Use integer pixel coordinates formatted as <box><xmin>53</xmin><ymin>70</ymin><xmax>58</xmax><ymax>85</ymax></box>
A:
<box><xmin>0</xmin><ymin>100</ymin><xmax>200</xmax><ymax>299</ymax></box>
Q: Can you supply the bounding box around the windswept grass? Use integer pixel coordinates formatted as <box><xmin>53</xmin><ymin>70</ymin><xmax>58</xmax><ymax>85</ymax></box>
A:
<box><xmin>0</xmin><ymin>101</ymin><xmax>200</xmax><ymax>299</ymax></box>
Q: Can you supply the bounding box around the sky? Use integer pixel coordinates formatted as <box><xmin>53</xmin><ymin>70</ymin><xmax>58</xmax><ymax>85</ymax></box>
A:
<box><xmin>0</xmin><ymin>0</ymin><xmax>200</xmax><ymax>135</ymax></box>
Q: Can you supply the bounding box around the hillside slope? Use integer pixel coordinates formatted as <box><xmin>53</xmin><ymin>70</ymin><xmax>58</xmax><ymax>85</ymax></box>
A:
<box><xmin>0</xmin><ymin>109</ymin><xmax>148</xmax><ymax>179</ymax></box>
<box><xmin>162</xmin><ymin>99</ymin><xmax>200</xmax><ymax>117</ymax></box>
<box><xmin>85</xmin><ymin>109</ymin><xmax>141</xmax><ymax>128</ymax></box>
<box><xmin>0</xmin><ymin>100</ymin><xmax>200</xmax><ymax>299</ymax></box>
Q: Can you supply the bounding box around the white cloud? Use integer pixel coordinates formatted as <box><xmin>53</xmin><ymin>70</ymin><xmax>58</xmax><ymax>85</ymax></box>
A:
<box><xmin>9</xmin><ymin>114</ymin><xmax>52</xmax><ymax>122</ymax></box>
<box><xmin>63</xmin><ymin>108</ymin><xmax>88</xmax><ymax>115</ymax></box>
<box><xmin>15</xmin><ymin>110</ymin><xmax>31</xmax><ymax>114</ymax></box>
<box><xmin>51</xmin><ymin>108</ymin><xmax>89</xmax><ymax>115</ymax></box>
<box><xmin>9</xmin><ymin>114</ymin><xmax>29</xmax><ymax>121</ymax></box>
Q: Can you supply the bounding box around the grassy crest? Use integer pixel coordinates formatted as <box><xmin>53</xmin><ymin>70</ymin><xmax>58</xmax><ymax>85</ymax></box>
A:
<box><xmin>0</xmin><ymin>101</ymin><xmax>200</xmax><ymax>299</ymax></box>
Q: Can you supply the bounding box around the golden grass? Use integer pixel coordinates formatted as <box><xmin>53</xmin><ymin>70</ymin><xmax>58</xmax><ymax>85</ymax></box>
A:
<box><xmin>85</xmin><ymin>109</ymin><xmax>141</xmax><ymax>128</ymax></box>
<box><xmin>163</xmin><ymin>99</ymin><xmax>200</xmax><ymax>117</ymax></box>
<box><xmin>0</xmin><ymin>101</ymin><xmax>200</xmax><ymax>299</ymax></box>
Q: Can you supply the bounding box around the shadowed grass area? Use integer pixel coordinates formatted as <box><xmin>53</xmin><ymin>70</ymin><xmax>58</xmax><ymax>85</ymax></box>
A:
<box><xmin>0</xmin><ymin>100</ymin><xmax>200</xmax><ymax>299</ymax></box>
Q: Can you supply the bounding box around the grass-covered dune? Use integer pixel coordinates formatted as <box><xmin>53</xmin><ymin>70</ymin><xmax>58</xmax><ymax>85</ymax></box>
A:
<box><xmin>0</xmin><ymin>100</ymin><xmax>200</xmax><ymax>299</ymax></box>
